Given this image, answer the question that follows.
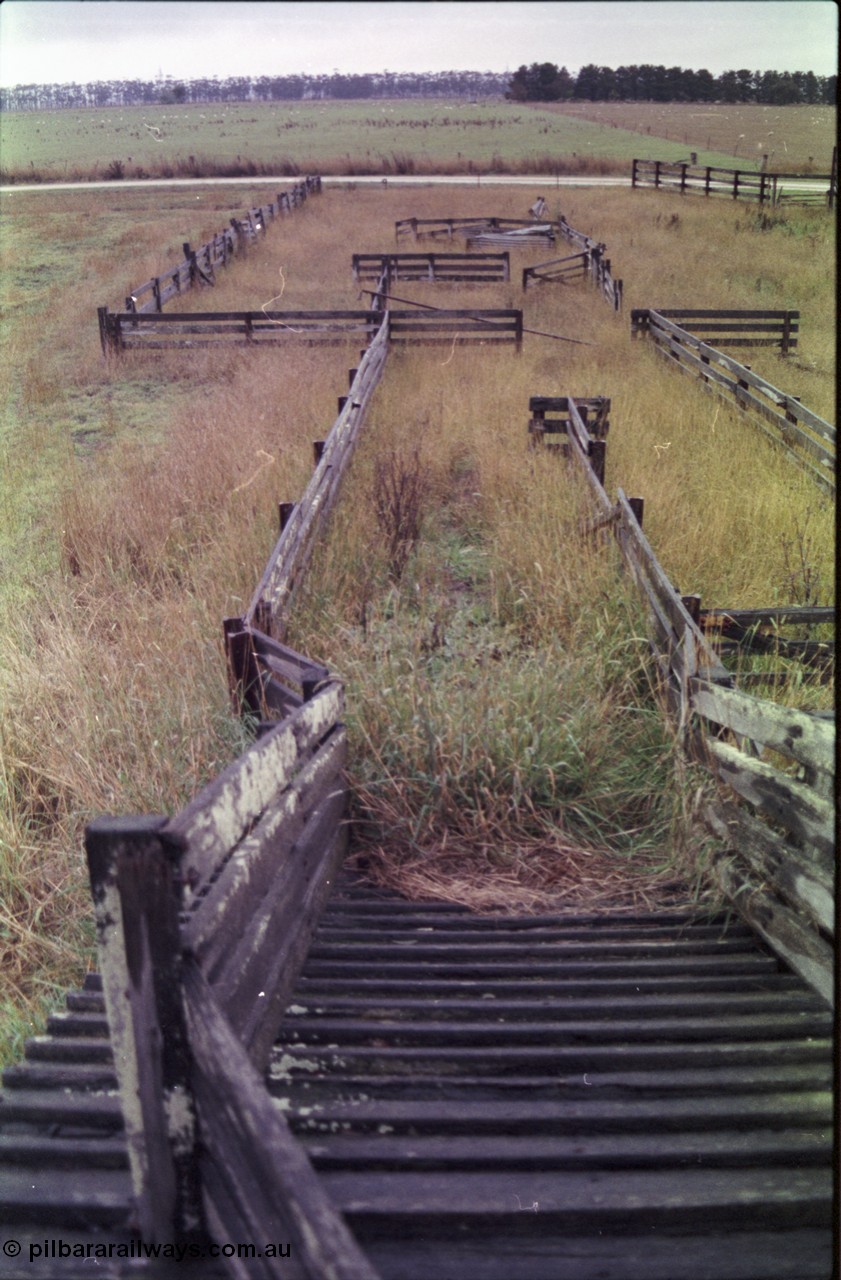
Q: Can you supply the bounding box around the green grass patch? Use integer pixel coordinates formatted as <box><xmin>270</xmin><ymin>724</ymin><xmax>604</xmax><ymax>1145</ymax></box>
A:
<box><xmin>0</xmin><ymin>98</ymin><xmax>792</xmax><ymax>183</ymax></box>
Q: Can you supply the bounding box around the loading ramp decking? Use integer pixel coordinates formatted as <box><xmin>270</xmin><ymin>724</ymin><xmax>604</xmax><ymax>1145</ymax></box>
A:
<box><xmin>0</xmin><ymin>877</ymin><xmax>833</xmax><ymax>1280</ymax></box>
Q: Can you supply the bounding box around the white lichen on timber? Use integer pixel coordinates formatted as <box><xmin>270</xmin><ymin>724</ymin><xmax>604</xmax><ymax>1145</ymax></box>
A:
<box><xmin>287</xmin><ymin>1004</ymin><xmax>309</xmax><ymax>1015</ymax></box>
<box><xmin>270</xmin><ymin>1053</ymin><xmax>322</xmax><ymax>1079</ymax></box>
<box><xmin>274</xmin><ymin>1099</ymin><xmax>319</xmax><ymax>1116</ymax></box>
<box><xmin>793</xmin><ymin>871</ymin><xmax>833</xmax><ymax>933</ymax></box>
<box><xmin>173</xmin><ymin>724</ymin><xmax>299</xmax><ymax>869</ymax></box>
<box><xmin>164</xmin><ymin>1086</ymin><xmax>196</xmax><ymax>1157</ymax></box>
<box><xmin>93</xmin><ymin>873</ymin><xmax>153</xmax><ymax>1206</ymax></box>
<box><xmin>170</xmin><ymin>684</ymin><xmax>342</xmax><ymax>889</ymax></box>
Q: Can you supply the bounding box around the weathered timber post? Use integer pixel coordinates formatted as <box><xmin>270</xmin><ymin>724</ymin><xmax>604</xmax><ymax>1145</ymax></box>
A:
<box><xmin>628</xmin><ymin>496</ymin><xmax>644</xmax><ymax>527</ymax></box>
<box><xmin>85</xmin><ymin>816</ymin><xmax>202</xmax><ymax>1245</ymax></box>
<box><xmin>589</xmin><ymin>438</ymin><xmax>606</xmax><ymax>486</ymax></box>
<box><xmin>705</xmin><ymin>166</ymin><xmax>712</xmax><ymax>196</ymax></box>
<box><xmin>313</xmin><ymin>439</ymin><xmax>326</xmax><ymax>465</ymax></box>
<box><xmin>223</xmin><ymin>617</ymin><xmax>261</xmax><ymax>715</ymax></box>
<box><xmin>630</xmin><ymin>309</ymin><xmax>649</xmax><ymax>341</ymax></box>
<box><xmin>230</xmin><ymin>218</ymin><xmax>245</xmax><ymax>255</ymax></box>
<box><xmin>278</xmin><ymin>501</ymin><xmax>295</xmax><ymax>534</ymax></box>
<box><xmin>631</xmin><ymin>158</ymin><xmax>639</xmax><ymax>189</ymax></box>
<box><xmin>781</xmin><ymin>312</ymin><xmax>793</xmax><ymax>356</ymax></box>
<box><xmin>528</xmin><ymin>404</ymin><xmax>546</xmax><ymax>449</ymax></box>
<box><xmin>514</xmin><ymin>310</ymin><xmax>524</xmax><ymax>354</ymax></box>
<box><xmin>182</xmin><ymin>243</ymin><xmax>197</xmax><ymax>289</ymax></box>
<box><xmin>682</xmin><ymin>594</ymin><xmax>702</xmax><ymax>625</ymax></box>
<box><xmin>98</xmin><ymin>306</ymin><xmax>116</xmax><ymax>356</ymax></box>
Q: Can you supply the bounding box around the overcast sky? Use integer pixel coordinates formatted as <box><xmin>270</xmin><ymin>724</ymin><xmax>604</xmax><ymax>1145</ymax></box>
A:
<box><xmin>0</xmin><ymin>1</ymin><xmax>837</xmax><ymax>88</ymax></box>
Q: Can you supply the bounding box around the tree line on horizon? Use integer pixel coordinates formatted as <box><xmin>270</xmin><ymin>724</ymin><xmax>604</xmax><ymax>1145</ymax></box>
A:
<box><xmin>0</xmin><ymin>64</ymin><xmax>835</xmax><ymax>113</ymax></box>
<box><xmin>506</xmin><ymin>62</ymin><xmax>835</xmax><ymax>106</ymax></box>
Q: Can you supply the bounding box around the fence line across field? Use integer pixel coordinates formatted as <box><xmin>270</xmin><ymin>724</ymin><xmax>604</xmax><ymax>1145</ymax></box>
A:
<box><xmin>631</xmin><ymin>156</ymin><xmax>836</xmax><ymax>208</ymax></box>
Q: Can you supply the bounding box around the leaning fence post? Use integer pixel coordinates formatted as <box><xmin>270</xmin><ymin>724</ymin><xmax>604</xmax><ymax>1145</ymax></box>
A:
<box><xmin>85</xmin><ymin>816</ymin><xmax>202</xmax><ymax>1245</ymax></box>
<box><xmin>97</xmin><ymin>306</ymin><xmax>113</xmax><ymax>356</ymax></box>
<box><xmin>223</xmin><ymin>616</ymin><xmax>260</xmax><ymax>715</ymax></box>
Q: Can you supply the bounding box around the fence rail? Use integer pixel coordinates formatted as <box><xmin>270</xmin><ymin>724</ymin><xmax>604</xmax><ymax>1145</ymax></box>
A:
<box><xmin>631</xmin><ymin>308</ymin><xmax>835</xmax><ymax>492</ymax></box>
<box><xmin>388</xmin><ymin>307</ymin><xmax>523</xmax><ymax>347</ymax></box>
<box><xmin>522</xmin><ymin>249</ymin><xmax>590</xmax><ymax>289</ymax></box>
<box><xmin>98</xmin><ymin>307</ymin><xmax>524</xmax><ymax>354</ymax></box>
<box><xmin>631</xmin><ymin>159</ymin><xmax>833</xmax><ymax>207</ymax></box>
<box><xmin>395</xmin><ymin>216</ymin><xmax>540</xmax><ymax>242</ymax></box>
<box><xmin>246</xmin><ymin>314</ymin><xmax>390</xmax><ymax>634</ymax></box>
<box><xmin>352</xmin><ymin>252</ymin><xmax>510</xmax><ymax>283</ymax></box>
<box><xmin>632</xmin><ymin>307</ymin><xmax>800</xmax><ymax>352</ymax></box>
<box><xmin>98</xmin><ymin>308</ymin><xmax>381</xmax><ymax>352</ymax></box>
<box><xmin>529</xmin><ymin>394</ymin><xmax>834</xmax><ymax>1006</ymax></box>
<box><xmin>464</xmin><ymin>226</ymin><xmax>556</xmax><ymax>250</ymax></box>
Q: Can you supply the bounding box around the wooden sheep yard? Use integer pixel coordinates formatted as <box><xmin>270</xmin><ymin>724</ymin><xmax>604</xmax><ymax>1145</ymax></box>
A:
<box><xmin>0</xmin><ymin>194</ymin><xmax>835</xmax><ymax>1280</ymax></box>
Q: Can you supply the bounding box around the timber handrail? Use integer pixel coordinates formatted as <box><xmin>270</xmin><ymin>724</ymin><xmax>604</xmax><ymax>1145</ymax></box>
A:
<box><xmin>246</xmin><ymin>312</ymin><xmax>390</xmax><ymax>631</ymax></box>
<box><xmin>84</xmin><ymin>273</ymin><xmax>391</xmax><ymax>1272</ymax></box>
<box><xmin>84</xmin><ymin>680</ymin><xmax>375</xmax><ymax>1274</ymax></box>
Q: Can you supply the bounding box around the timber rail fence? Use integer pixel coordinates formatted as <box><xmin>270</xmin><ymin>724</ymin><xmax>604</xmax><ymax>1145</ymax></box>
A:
<box><xmin>631</xmin><ymin>308</ymin><xmax>835</xmax><ymax>493</ymax></box>
<box><xmin>352</xmin><ymin>251</ymin><xmax>510</xmax><ymax>284</ymax></box>
<box><xmin>3</xmin><ymin>191</ymin><xmax>834</xmax><ymax>1277</ymax></box>
<box><xmin>121</xmin><ymin>177</ymin><xmax>322</xmax><ymax>316</ymax></box>
<box><xmin>80</xmin><ymin>313</ymin><xmax>395</xmax><ymax>1273</ymax></box>
<box><xmin>528</xmin><ymin>394</ymin><xmax>834</xmax><ymax>1006</ymax></box>
<box><xmin>394</xmin><ymin>214</ymin><xmax>623</xmax><ymax>310</ymax></box>
<box><xmin>631</xmin><ymin>157</ymin><xmax>836</xmax><ymax>208</ymax></box>
<box><xmin>98</xmin><ymin>307</ymin><xmax>524</xmax><ymax>353</ymax></box>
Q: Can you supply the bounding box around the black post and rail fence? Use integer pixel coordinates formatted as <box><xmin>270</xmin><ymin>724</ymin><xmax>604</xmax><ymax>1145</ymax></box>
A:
<box><xmin>631</xmin><ymin>156</ymin><xmax>836</xmax><ymax>208</ymax></box>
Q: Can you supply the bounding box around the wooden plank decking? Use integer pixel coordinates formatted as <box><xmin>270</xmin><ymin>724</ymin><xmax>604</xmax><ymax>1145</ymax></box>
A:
<box><xmin>0</xmin><ymin>878</ymin><xmax>833</xmax><ymax>1279</ymax></box>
